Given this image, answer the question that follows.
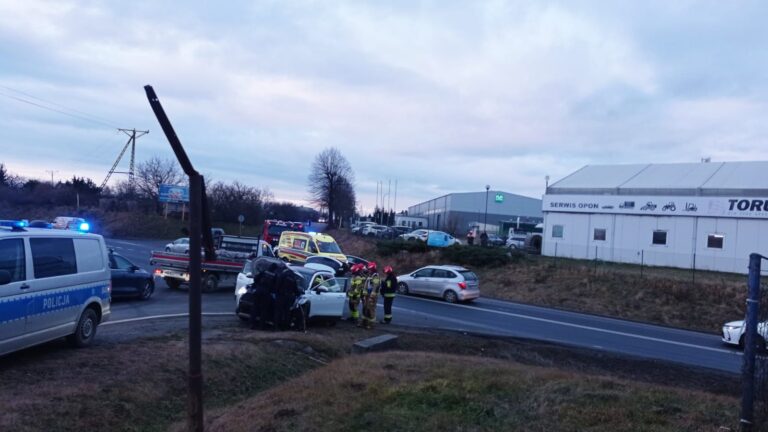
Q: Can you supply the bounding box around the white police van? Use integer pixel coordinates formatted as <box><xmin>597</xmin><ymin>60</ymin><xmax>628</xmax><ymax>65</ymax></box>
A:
<box><xmin>0</xmin><ymin>220</ymin><xmax>111</xmax><ymax>356</ymax></box>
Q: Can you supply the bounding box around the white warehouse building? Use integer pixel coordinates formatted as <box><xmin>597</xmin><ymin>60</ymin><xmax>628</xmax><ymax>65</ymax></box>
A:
<box><xmin>542</xmin><ymin>161</ymin><xmax>768</xmax><ymax>274</ymax></box>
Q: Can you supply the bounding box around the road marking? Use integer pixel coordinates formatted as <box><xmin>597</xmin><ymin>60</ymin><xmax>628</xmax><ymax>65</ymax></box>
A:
<box><xmin>396</xmin><ymin>296</ymin><xmax>739</xmax><ymax>356</ymax></box>
<box><xmin>103</xmin><ymin>312</ymin><xmax>233</xmax><ymax>326</ymax></box>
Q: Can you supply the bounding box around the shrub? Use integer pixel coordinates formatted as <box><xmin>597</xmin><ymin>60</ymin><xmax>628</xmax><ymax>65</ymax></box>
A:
<box><xmin>439</xmin><ymin>245</ymin><xmax>513</xmax><ymax>268</ymax></box>
<box><xmin>376</xmin><ymin>239</ymin><xmax>429</xmax><ymax>256</ymax></box>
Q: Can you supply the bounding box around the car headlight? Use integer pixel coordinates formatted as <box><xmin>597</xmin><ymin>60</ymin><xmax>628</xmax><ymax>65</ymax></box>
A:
<box><xmin>236</xmin><ymin>287</ymin><xmax>247</xmax><ymax>296</ymax></box>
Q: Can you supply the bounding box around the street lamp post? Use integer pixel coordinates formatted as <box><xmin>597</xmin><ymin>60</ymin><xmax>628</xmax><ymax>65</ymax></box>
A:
<box><xmin>484</xmin><ymin>185</ymin><xmax>490</xmax><ymax>232</ymax></box>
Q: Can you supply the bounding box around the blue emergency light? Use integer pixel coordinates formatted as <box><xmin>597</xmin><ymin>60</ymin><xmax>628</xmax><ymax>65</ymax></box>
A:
<box><xmin>0</xmin><ymin>219</ymin><xmax>28</xmax><ymax>230</ymax></box>
<box><xmin>79</xmin><ymin>222</ymin><xmax>90</xmax><ymax>232</ymax></box>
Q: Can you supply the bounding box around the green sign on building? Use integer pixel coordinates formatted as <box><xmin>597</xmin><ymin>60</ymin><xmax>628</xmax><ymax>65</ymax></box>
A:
<box><xmin>495</xmin><ymin>193</ymin><xmax>504</xmax><ymax>203</ymax></box>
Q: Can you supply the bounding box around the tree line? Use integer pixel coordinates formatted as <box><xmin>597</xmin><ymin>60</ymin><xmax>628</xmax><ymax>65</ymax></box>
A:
<box><xmin>0</xmin><ymin>146</ymin><xmax>358</xmax><ymax>227</ymax></box>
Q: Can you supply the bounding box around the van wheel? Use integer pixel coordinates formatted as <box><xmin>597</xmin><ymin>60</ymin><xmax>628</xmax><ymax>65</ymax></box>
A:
<box><xmin>443</xmin><ymin>290</ymin><xmax>458</xmax><ymax>303</ymax></box>
<box><xmin>139</xmin><ymin>280</ymin><xmax>154</xmax><ymax>300</ymax></box>
<box><xmin>203</xmin><ymin>274</ymin><xmax>219</xmax><ymax>292</ymax></box>
<box><xmin>68</xmin><ymin>308</ymin><xmax>98</xmax><ymax>348</ymax></box>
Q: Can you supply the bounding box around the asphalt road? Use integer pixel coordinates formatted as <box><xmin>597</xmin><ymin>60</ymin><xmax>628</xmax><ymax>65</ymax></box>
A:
<box><xmin>106</xmin><ymin>238</ymin><xmax>744</xmax><ymax>374</ymax></box>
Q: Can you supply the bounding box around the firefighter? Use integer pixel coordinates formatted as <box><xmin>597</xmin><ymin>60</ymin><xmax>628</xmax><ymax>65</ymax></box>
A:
<box><xmin>379</xmin><ymin>265</ymin><xmax>397</xmax><ymax>324</ymax></box>
<box><xmin>362</xmin><ymin>262</ymin><xmax>380</xmax><ymax>329</ymax></box>
<box><xmin>347</xmin><ymin>264</ymin><xmax>364</xmax><ymax>324</ymax></box>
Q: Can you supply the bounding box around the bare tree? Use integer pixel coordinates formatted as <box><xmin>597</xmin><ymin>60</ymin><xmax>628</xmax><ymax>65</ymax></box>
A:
<box><xmin>208</xmin><ymin>181</ymin><xmax>271</xmax><ymax>224</ymax></box>
<box><xmin>308</xmin><ymin>148</ymin><xmax>355</xmax><ymax>228</ymax></box>
<box><xmin>134</xmin><ymin>157</ymin><xmax>185</xmax><ymax>209</ymax></box>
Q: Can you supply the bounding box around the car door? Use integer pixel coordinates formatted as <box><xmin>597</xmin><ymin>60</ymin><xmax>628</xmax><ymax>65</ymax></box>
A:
<box><xmin>410</xmin><ymin>268</ymin><xmax>433</xmax><ymax>294</ymax></box>
<box><xmin>306</xmin><ymin>273</ymin><xmax>346</xmax><ymax>317</ymax></box>
<box><xmin>0</xmin><ymin>237</ymin><xmax>30</xmax><ymax>353</ymax></box>
<box><xmin>427</xmin><ymin>269</ymin><xmax>451</xmax><ymax>297</ymax></box>
<box><xmin>110</xmin><ymin>254</ymin><xmax>139</xmax><ymax>293</ymax></box>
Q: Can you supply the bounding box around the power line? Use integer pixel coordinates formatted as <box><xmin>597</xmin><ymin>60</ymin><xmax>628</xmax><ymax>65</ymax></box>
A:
<box><xmin>0</xmin><ymin>90</ymin><xmax>118</xmax><ymax>129</ymax></box>
<box><xmin>0</xmin><ymin>84</ymin><xmax>120</xmax><ymax>128</ymax></box>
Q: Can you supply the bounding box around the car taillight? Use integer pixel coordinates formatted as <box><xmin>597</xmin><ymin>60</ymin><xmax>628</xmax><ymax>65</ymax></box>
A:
<box><xmin>458</xmin><ymin>282</ymin><xmax>467</xmax><ymax>290</ymax></box>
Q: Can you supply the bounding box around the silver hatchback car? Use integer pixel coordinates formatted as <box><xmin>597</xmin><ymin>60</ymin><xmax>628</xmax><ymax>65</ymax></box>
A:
<box><xmin>396</xmin><ymin>265</ymin><xmax>480</xmax><ymax>303</ymax></box>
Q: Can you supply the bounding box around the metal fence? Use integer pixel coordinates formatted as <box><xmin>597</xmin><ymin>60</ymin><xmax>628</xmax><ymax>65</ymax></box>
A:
<box><xmin>547</xmin><ymin>244</ymin><xmax>760</xmax><ymax>284</ymax></box>
<box><xmin>741</xmin><ymin>254</ymin><xmax>768</xmax><ymax>431</ymax></box>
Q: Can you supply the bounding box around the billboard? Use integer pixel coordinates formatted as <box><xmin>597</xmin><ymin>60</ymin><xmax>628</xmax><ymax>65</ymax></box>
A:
<box><xmin>158</xmin><ymin>184</ymin><xmax>189</xmax><ymax>203</ymax></box>
<box><xmin>543</xmin><ymin>194</ymin><xmax>768</xmax><ymax>219</ymax></box>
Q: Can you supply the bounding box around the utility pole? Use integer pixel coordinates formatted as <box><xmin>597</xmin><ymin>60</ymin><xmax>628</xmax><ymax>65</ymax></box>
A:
<box><xmin>101</xmin><ymin>128</ymin><xmax>149</xmax><ymax>190</ymax></box>
<box><xmin>393</xmin><ymin>179</ymin><xmax>398</xmax><ymax>215</ymax></box>
<box><xmin>45</xmin><ymin>170</ymin><xmax>59</xmax><ymax>185</ymax></box>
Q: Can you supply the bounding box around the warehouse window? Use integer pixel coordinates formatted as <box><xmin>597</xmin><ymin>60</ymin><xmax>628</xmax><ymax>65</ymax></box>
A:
<box><xmin>552</xmin><ymin>225</ymin><xmax>564</xmax><ymax>238</ymax></box>
<box><xmin>707</xmin><ymin>234</ymin><xmax>724</xmax><ymax>249</ymax></box>
<box><xmin>652</xmin><ymin>230</ymin><xmax>667</xmax><ymax>246</ymax></box>
<box><xmin>593</xmin><ymin>228</ymin><xmax>606</xmax><ymax>241</ymax></box>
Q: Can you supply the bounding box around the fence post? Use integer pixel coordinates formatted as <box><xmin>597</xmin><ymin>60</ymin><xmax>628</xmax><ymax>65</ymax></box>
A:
<box><xmin>740</xmin><ymin>253</ymin><xmax>763</xmax><ymax>432</ymax></box>
<box><xmin>594</xmin><ymin>245</ymin><xmax>598</xmax><ymax>276</ymax></box>
<box><xmin>554</xmin><ymin>243</ymin><xmax>558</xmax><ymax>267</ymax></box>
<box><xmin>692</xmin><ymin>253</ymin><xmax>696</xmax><ymax>288</ymax></box>
<box><xmin>640</xmin><ymin>250</ymin><xmax>644</xmax><ymax>278</ymax></box>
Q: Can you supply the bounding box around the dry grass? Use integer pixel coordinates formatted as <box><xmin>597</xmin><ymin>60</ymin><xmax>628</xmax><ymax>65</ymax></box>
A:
<box><xmin>0</xmin><ymin>320</ymin><xmax>743</xmax><ymax>431</ymax></box>
<box><xmin>201</xmin><ymin>351</ymin><xmax>737</xmax><ymax>432</ymax></box>
<box><xmin>332</xmin><ymin>229</ymin><xmax>746</xmax><ymax>332</ymax></box>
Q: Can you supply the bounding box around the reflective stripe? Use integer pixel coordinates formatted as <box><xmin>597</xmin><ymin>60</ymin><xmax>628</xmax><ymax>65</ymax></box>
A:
<box><xmin>351</xmin><ymin>311</ymin><xmax>359</xmax><ymax>318</ymax></box>
<box><xmin>384</xmin><ymin>294</ymin><xmax>396</xmax><ymax>298</ymax></box>
<box><xmin>384</xmin><ymin>314</ymin><xmax>392</xmax><ymax>318</ymax></box>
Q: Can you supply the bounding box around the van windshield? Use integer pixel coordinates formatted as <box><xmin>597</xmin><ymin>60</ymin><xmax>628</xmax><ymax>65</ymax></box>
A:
<box><xmin>317</xmin><ymin>240</ymin><xmax>342</xmax><ymax>254</ymax></box>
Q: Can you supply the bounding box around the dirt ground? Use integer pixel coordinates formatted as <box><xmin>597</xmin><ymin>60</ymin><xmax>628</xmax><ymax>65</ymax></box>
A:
<box><xmin>0</xmin><ymin>318</ymin><xmax>741</xmax><ymax>431</ymax></box>
<box><xmin>331</xmin><ymin>229</ymin><xmax>746</xmax><ymax>333</ymax></box>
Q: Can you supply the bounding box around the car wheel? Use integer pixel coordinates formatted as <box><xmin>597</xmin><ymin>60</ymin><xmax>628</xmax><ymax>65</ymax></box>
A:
<box><xmin>68</xmin><ymin>308</ymin><xmax>99</xmax><ymax>348</ymax></box>
<box><xmin>139</xmin><ymin>280</ymin><xmax>154</xmax><ymax>300</ymax></box>
<box><xmin>165</xmin><ymin>247</ymin><xmax>171</xmax><ymax>252</ymax></box>
<box><xmin>397</xmin><ymin>282</ymin><xmax>409</xmax><ymax>295</ymax></box>
<box><xmin>443</xmin><ymin>290</ymin><xmax>458</xmax><ymax>303</ymax></box>
<box><xmin>203</xmin><ymin>274</ymin><xmax>219</xmax><ymax>292</ymax></box>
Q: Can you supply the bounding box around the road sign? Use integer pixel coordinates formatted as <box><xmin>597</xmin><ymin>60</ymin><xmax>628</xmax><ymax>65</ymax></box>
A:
<box><xmin>495</xmin><ymin>193</ymin><xmax>504</xmax><ymax>203</ymax></box>
<box><xmin>159</xmin><ymin>184</ymin><xmax>189</xmax><ymax>203</ymax></box>
<box><xmin>238</xmin><ymin>215</ymin><xmax>245</xmax><ymax>223</ymax></box>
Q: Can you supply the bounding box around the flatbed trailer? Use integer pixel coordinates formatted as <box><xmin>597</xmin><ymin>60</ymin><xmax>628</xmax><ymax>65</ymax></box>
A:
<box><xmin>150</xmin><ymin>236</ymin><xmax>274</xmax><ymax>291</ymax></box>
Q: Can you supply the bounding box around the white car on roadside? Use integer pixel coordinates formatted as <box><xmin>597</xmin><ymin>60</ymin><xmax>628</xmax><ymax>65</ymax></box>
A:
<box><xmin>722</xmin><ymin>319</ymin><xmax>768</xmax><ymax>349</ymax></box>
<box><xmin>506</xmin><ymin>234</ymin><xmax>527</xmax><ymax>249</ymax></box>
<box><xmin>400</xmin><ymin>229</ymin><xmax>431</xmax><ymax>241</ymax></box>
<box><xmin>164</xmin><ymin>237</ymin><xmax>190</xmax><ymax>253</ymax></box>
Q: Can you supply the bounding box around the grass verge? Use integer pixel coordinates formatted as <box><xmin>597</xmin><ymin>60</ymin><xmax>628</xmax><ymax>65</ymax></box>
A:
<box><xmin>203</xmin><ymin>351</ymin><xmax>736</xmax><ymax>432</ymax></box>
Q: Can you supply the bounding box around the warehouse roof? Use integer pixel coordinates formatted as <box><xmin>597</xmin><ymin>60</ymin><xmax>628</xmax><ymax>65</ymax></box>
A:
<box><xmin>548</xmin><ymin>161</ymin><xmax>768</xmax><ymax>196</ymax></box>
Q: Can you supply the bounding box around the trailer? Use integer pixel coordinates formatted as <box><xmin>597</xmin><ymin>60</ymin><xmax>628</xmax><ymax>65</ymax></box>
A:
<box><xmin>150</xmin><ymin>236</ymin><xmax>274</xmax><ymax>291</ymax></box>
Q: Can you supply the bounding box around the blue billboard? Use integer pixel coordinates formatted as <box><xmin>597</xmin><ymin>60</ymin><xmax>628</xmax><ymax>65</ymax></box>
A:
<box><xmin>158</xmin><ymin>184</ymin><xmax>189</xmax><ymax>203</ymax></box>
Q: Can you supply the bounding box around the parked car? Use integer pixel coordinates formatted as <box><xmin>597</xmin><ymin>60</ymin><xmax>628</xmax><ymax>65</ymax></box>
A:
<box><xmin>235</xmin><ymin>259</ymin><xmax>347</xmax><ymax>323</ymax></box>
<box><xmin>375</xmin><ymin>226</ymin><xmax>398</xmax><ymax>239</ymax></box>
<box><xmin>426</xmin><ymin>231</ymin><xmax>461</xmax><ymax>247</ymax></box>
<box><xmin>400</xmin><ymin>229</ymin><xmax>431</xmax><ymax>241</ymax></box>
<box><xmin>165</xmin><ymin>237</ymin><xmax>190</xmax><ymax>253</ymax></box>
<box><xmin>109</xmin><ymin>251</ymin><xmax>154</xmax><ymax>300</ymax></box>
<box><xmin>486</xmin><ymin>233</ymin><xmax>505</xmax><ymax>247</ymax></box>
<box><xmin>362</xmin><ymin>224</ymin><xmax>388</xmax><ymax>237</ymax></box>
<box><xmin>506</xmin><ymin>234</ymin><xmax>528</xmax><ymax>249</ymax></box>
<box><xmin>391</xmin><ymin>226</ymin><xmax>411</xmax><ymax>237</ymax></box>
<box><xmin>722</xmin><ymin>319</ymin><xmax>768</xmax><ymax>350</ymax></box>
<box><xmin>351</xmin><ymin>221</ymin><xmax>375</xmax><ymax>235</ymax></box>
<box><xmin>396</xmin><ymin>265</ymin><xmax>480</xmax><ymax>303</ymax></box>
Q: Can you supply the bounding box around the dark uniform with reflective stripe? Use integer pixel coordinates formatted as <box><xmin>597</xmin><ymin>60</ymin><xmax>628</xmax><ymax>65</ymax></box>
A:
<box><xmin>380</xmin><ymin>273</ymin><xmax>397</xmax><ymax>323</ymax></box>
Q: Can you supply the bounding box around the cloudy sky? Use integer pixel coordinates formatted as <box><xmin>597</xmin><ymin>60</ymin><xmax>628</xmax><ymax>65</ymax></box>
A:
<box><xmin>1</xmin><ymin>0</ymin><xmax>766</xmax><ymax>213</ymax></box>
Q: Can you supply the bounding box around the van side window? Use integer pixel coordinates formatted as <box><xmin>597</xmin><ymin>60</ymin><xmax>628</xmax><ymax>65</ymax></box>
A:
<box><xmin>0</xmin><ymin>238</ymin><xmax>26</xmax><ymax>283</ymax></box>
<box><xmin>30</xmin><ymin>238</ymin><xmax>77</xmax><ymax>278</ymax></box>
<box><xmin>74</xmin><ymin>238</ymin><xmax>104</xmax><ymax>272</ymax></box>
<box><xmin>309</xmin><ymin>241</ymin><xmax>318</xmax><ymax>254</ymax></box>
